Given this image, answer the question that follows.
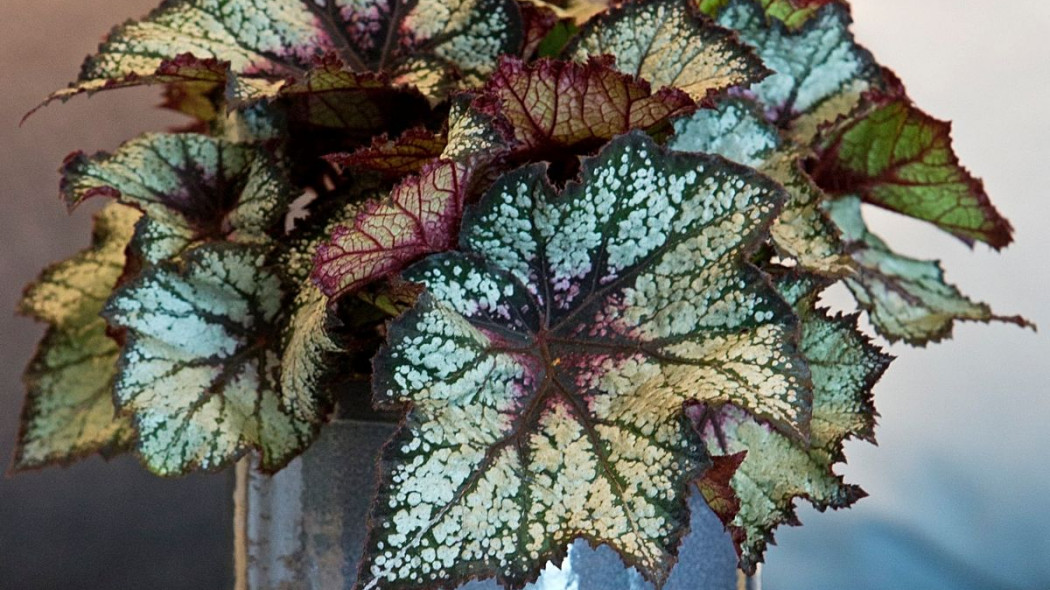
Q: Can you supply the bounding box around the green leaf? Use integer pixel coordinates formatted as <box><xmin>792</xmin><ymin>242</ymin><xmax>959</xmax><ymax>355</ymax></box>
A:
<box><xmin>313</xmin><ymin>160</ymin><xmax>473</xmax><ymax>299</ymax></box>
<box><xmin>671</xmin><ymin>98</ymin><xmax>850</xmax><ymax>275</ymax></box>
<box><xmin>326</xmin><ymin>127</ymin><xmax>446</xmax><ymax>180</ymax></box>
<box><xmin>701</xmin><ymin>0</ymin><xmax>842</xmax><ymax>29</ymax></box>
<box><xmin>15</xmin><ymin>204</ymin><xmax>141</xmax><ymax>470</ymax></box>
<box><xmin>61</xmin><ymin>133</ymin><xmax>290</xmax><ymax>264</ymax></box>
<box><xmin>714</xmin><ymin>0</ymin><xmax>881</xmax><ymax>131</ymax></box>
<box><xmin>813</xmin><ymin>96</ymin><xmax>1014</xmax><ymax>249</ymax></box>
<box><xmin>826</xmin><ymin>196</ymin><xmax>1031</xmax><ymax>345</ymax></box>
<box><xmin>360</xmin><ymin>132</ymin><xmax>810</xmax><ymax>588</ymax></box>
<box><xmin>694</xmin><ymin>271</ymin><xmax>891</xmax><ymax>571</ymax></box>
<box><xmin>44</xmin><ymin>0</ymin><xmax>524</xmax><ymax>107</ymax></box>
<box><xmin>478</xmin><ymin>56</ymin><xmax>695</xmax><ymax>161</ymax></box>
<box><xmin>102</xmin><ymin>244</ymin><xmax>319</xmax><ymax>475</ymax></box>
<box><xmin>566</xmin><ymin>0</ymin><xmax>769</xmax><ymax>101</ymax></box>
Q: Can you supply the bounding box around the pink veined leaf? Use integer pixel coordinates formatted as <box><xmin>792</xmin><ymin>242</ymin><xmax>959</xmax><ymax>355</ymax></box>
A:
<box><xmin>312</xmin><ymin>159</ymin><xmax>472</xmax><ymax>299</ymax></box>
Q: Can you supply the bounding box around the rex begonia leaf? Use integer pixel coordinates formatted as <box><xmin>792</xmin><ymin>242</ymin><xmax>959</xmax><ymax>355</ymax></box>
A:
<box><xmin>60</xmin><ymin>133</ymin><xmax>290</xmax><ymax>264</ymax></box>
<box><xmin>519</xmin><ymin>1</ymin><xmax>561</xmax><ymax>60</ymax></box>
<box><xmin>826</xmin><ymin>196</ymin><xmax>1031</xmax><ymax>345</ymax></box>
<box><xmin>479</xmin><ymin>56</ymin><xmax>695</xmax><ymax>160</ymax></box>
<box><xmin>700</xmin><ymin>0</ymin><xmax>840</xmax><ymax>29</ymax></box>
<box><xmin>813</xmin><ymin>96</ymin><xmax>1014</xmax><ymax>249</ymax></box>
<box><xmin>694</xmin><ymin>271</ymin><xmax>890</xmax><ymax>571</ymax></box>
<box><xmin>14</xmin><ymin>204</ymin><xmax>140</xmax><ymax>470</ymax></box>
<box><xmin>46</xmin><ymin>0</ymin><xmax>524</xmax><ymax>107</ymax></box>
<box><xmin>359</xmin><ymin>132</ymin><xmax>811</xmax><ymax>589</ymax></box>
<box><xmin>565</xmin><ymin>0</ymin><xmax>768</xmax><ymax>102</ymax></box>
<box><xmin>313</xmin><ymin>160</ymin><xmax>473</xmax><ymax>299</ymax></box>
<box><xmin>671</xmin><ymin>98</ymin><xmax>850</xmax><ymax>275</ymax></box>
<box><xmin>326</xmin><ymin>128</ymin><xmax>446</xmax><ymax>180</ymax></box>
<box><xmin>102</xmin><ymin>244</ymin><xmax>319</xmax><ymax>474</ymax></box>
<box><xmin>713</xmin><ymin>0</ymin><xmax>882</xmax><ymax>132</ymax></box>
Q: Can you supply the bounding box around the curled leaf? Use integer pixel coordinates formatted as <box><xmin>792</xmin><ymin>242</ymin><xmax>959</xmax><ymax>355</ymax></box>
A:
<box><xmin>15</xmin><ymin>204</ymin><xmax>141</xmax><ymax>470</ymax></box>
<box><xmin>826</xmin><ymin>197</ymin><xmax>1032</xmax><ymax>345</ymax></box>
<box><xmin>567</xmin><ymin>0</ymin><xmax>769</xmax><ymax>100</ymax></box>
<box><xmin>326</xmin><ymin>128</ymin><xmax>446</xmax><ymax>180</ymax></box>
<box><xmin>360</xmin><ymin>132</ymin><xmax>810</xmax><ymax>589</ymax></box>
<box><xmin>814</xmin><ymin>95</ymin><xmax>1014</xmax><ymax>249</ymax></box>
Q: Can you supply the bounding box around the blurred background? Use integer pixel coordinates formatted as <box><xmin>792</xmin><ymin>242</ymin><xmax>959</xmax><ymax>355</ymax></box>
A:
<box><xmin>1</xmin><ymin>1</ymin><xmax>1047</xmax><ymax>589</ymax></box>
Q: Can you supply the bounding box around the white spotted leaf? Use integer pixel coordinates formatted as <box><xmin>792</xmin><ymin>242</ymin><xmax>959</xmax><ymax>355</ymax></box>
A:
<box><xmin>14</xmin><ymin>204</ymin><xmax>141</xmax><ymax>470</ymax></box>
<box><xmin>102</xmin><ymin>244</ymin><xmax>322</xmax><ymax>475</ymax></box>
<box><xmin>671</xmin><ymin>98</ymin><xmax>850</xmax><ymax>275</ymax></box>
<box><xmin>694</xmin><ymin>271</ymin><xmax>891</xmax><ymax>571</ymax></box>
<box><xmin>61</xmin><ymin>133</ymin><xmax>290</xmax><ymax>265</ymax></box>
<box><xmin>43</xmin><ymin>0</ymin><xmax>524</xmax><ymax>107</ymax></box>
<box><xmin>825</xmin><ymin>197</ymin><xmax>1032</xmax><ymax>346</ymax></box>
<box><xmin>361</xmin><ymin>132</ymin><xmax>812</xmax><ymax>589</ymax></box>
<box><xmin>565</xmin><ymin>0</ymin><xmax>769</xmax><ymax>101</ymax></box>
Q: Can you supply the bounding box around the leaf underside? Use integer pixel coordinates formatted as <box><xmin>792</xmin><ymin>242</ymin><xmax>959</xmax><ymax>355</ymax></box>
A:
<box><xmin>361</xmin><ymin>132</ymin><xmax>811</xmax><ymax>589</ymax></box>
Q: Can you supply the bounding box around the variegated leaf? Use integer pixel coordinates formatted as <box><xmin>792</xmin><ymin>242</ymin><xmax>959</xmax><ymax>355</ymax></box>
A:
<box><xmin>694</xmin><ymin>271</ymin><xmax>891</xmax><ymax>571</ymax></box>
<box><xmin>61</xmin><ymin>133</ymin><xmax>290</xmax><ymax>265</ymax></box>
<box><xmin>713</xmin><ymin>0</ymin><xmax>882</xmax><ymax>134</ymax></box>
<box><xmin>360</xmin><ymin>132</ymin><xmax>811</xmax><ymax>589</ymax></box>
<box><xmin>566</xmin><ymin>0</ymin><xmax>769</xmax><ymax>101</ymax></box>
<box><xmin>671</xmin><ymin>98</ymin><xmax>850</xmax><ymax>274</ymax></box>
<box><xmin>813</xmin><ymin>95</ymin><xmax>1014</xmax><ymax>249</ymax></box>
<box><xmin>700</xmin><ymin>0</ymin><xmax>841</xmax><ymax>29</ymax></box>
<box><xmin>45</xmin><ymin>0</ymin><xmax>524</xmax><ymax>107</ymax></box>
<box><xmin>14</xmin><ymin>204</ymin><xmax>141</xmax><ymax>470</ymax></box>
<box><xmin>103</xmin><ymin>244</ymin><xmax>317</xmax><ymax>475</ymax></box>
<box><xmin>313</xmin><ymin>160</ymin><xmax>473</xmax><ymax>299</ymax></box>
<box><xmin>826</xmin><ymin>196</ymin><xmax>1031</xmax><ymax>345</ymax></box>
<box><xmin>479</xmin><ymin>56</ymin><xmax>695</xmax><ymax>161</ymax></box>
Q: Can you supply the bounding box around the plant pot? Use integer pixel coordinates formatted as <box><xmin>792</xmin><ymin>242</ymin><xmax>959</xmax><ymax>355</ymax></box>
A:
<box><xmin>233</xmin><ymin>415</ymin><xmax>759</xmax><ymax>590</ymax></box>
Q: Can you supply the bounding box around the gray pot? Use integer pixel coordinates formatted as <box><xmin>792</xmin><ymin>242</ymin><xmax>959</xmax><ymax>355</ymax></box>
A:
<box><xmin>233</xmin><ymin>418</ymin><xmax>757</xmax><ymax>590</ymax></box>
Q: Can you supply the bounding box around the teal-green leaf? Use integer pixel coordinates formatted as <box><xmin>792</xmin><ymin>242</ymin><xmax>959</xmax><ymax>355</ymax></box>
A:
<box><xmin>103</xmin><ymin>244</ymin><xmax>320</xmax><ymax>475</ymax></box>
<box><xmin>360</xmin><ymin>132</ymin><xmax>811</xmax><ymax>589</ymax></box>
<box><xmin>813</xmin><ymin>96</ymin><xmax>1014</xmax><ymax>249</ymax></box>
<box><xmin>61</xmin><ymin>133</ymin><xmax>290</xmax><ymax>264</ymax></box>
<box><xmin>826</xmin><ymin>196</ymin><xmax>1031</xmax><ymax>345</ymax></box>
<box><xmin>695</xmin><ymin>270</ymin><xmax>891</xmax><ymax>571</ymax></box>
<box><xmin>15</xmin><ymin>204</ymin><xmax>141</xmax><ymax>470</ymax></box>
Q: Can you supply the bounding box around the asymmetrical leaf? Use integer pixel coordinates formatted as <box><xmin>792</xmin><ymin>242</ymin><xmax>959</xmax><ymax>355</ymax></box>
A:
<box><xmin>695</xmin><ymin>271</ymin><xmax>890</xmax><ymax>571</ymax></box>
<box><xmin>326</xmin><ymin>128</ymin><xmax>446</xmax><ymax>180</ymax></box>
<box><xmin>46</xmin><ymin>0</ymin><xmax>524</xmax><ymax>106</ymax></box>
<box><xmin>671</xmin><ymin>98</ymin><xmax>850</xmax><ymax>274</ymax></box>
<box><xmin>826</xmin><ymin>197</ymin><xmax>1030</xmax><ymax>345</ymax></box>
<box><xmin>313</xmin><ymin>160</ymin><xmax>473</xmax><ymax>299</ymax></box>
<box><xmin>61</xmin><ymin>133</ymin><xmax>290</xmax><ymax>264</ymax></box>
<box><xmin>442</xmin><ymin>94</ymin><xmax>517</xmax><ymax>163</ymax></box>
<box><xmin>566</xmin><ymin>0</ymin><xmax>769</xmax><ymax>101</ymax></box>
<box><xmin>14</xmin><ymin>205</ymin><xmax>141</xmax><ymax>469</ymax></box>
<box><xmin>480</xmin><ymin>56</ymin><xmax>695</xmax><ymax>159</ymax></box>
<box><xmin>813</xmin><ymin>96</ymin><xmax>1014</xmax><ymax>249</ymax></box>
<box><xmin>714</xmin><ymin>0</ymin><xmax>882</xmax><ymax>131</ymax></box>
<box><xmin>103</xmin><ymin>245</ymin><xmax>316</xmax><ymax>475</ymax></box>
<box><xmin>360</xmin><ymin>132</ymin><xmax>810</xmax><ymax>589</ymax></box>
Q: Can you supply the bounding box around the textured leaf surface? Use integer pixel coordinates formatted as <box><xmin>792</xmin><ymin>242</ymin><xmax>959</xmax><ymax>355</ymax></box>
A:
<box><xmin>61</xmin><ymin>133</ymin><xmax>289</xmax><ymax>264</ymax></box>
<box><xmin>480</xmin><ymin>56</ymin><xmax>695</xmax><ymax>158</ymax></box>
<box><xmin>566</xmin><ymin>0</ymin><xmax>768</xmax><ymax>101</ymax></box>
<box><xmin>48</xmin><ymin>0</ymin><xmax>523</xmax><ymax>106</ymax></box>
<box><xmin>313</xmin><ymin>160</ymin><xmax>472</xmax><ymax>299</ymax></box>
<box><xmin>103</xmin><ymin>245</ymin><xmax>317</xmax><ymax>474</ymax></box>
<box><xmin>814</xmin><ymin>96</ymin><xmax>1013</xmax><ymax>249</ymax></box>
<box><xmin>826</xmin><ymin>197</ymin><xmax>1030</xmax><ymax>345</ymax></box>
<box><xmin>714</xmin><ymin>0</ymin><xmax>881</xmax><ymax>128</ymax></box>
<box><xmin>361</xmin><ymin>132</ymin><xmax>810</xmax><ymax>589</ymax></box>
<box><xmin>671</xmin><ymin>98</ymin><xmax>849</xmax><ymax>274</ymax></box>
<box><xmin>700</xmin><ymin>0</ymin><xmax>840</xmax><ymax>28</ymax></box>
<box><xmin>326</xmin><ymin>128</ymin><xmax>446</xmax><ymax>180</ymax></box>
<box><xmin>695</xmin><ymin>271</ymin><xmax>890</xmax><ymax>571</ymax></box>
<box><xmin>15</xmin><ymin>205</ymin><xmax>141</xmax><ymax>469</ymax></box>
